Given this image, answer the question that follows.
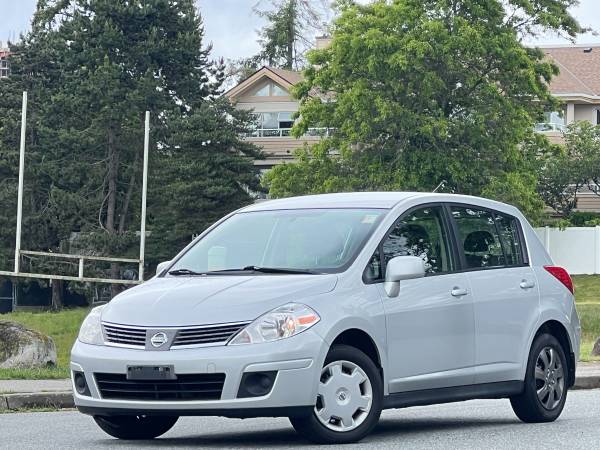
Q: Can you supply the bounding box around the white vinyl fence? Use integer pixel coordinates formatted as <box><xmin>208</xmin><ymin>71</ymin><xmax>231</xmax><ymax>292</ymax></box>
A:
<box><xmin>534</xmin><ymin>226</ymin><xmax>600</xmax><ymax>275</ymax></box>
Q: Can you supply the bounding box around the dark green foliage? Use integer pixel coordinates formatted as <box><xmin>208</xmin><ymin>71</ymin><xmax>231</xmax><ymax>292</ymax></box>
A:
<box><xmin>0</xmin><ymin>0</ymin><xmax>259</xmax><ymax>296</ymax></box>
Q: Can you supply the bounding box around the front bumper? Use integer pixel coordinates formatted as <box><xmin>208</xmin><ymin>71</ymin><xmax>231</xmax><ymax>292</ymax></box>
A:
<box><xmin>71</xmin><ymin>329</ymin><xmax>327</xmax><ymax>417</ymax></box>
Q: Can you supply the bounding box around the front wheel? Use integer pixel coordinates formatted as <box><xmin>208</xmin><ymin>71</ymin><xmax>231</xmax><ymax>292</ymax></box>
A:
<box><xmin>94</xmin><ymin>415</ymin><xmax>178</xmax><ymax>440</ymax></box>
<box><xmin>510</xmin><ymin>333</ymin><xmax>568</xmax><ymax>423</ymax></box>
<box><xmin>290</xmin><ymin>344</ymin><xmax>383</xmax><ymax>444</ymax></box>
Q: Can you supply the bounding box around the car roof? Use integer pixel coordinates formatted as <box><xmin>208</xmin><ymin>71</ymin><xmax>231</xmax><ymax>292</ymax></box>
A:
<box><xmin>241</xmin><ymin>192</ymin><xmax>521</xmax><ymax>215</ymax></box>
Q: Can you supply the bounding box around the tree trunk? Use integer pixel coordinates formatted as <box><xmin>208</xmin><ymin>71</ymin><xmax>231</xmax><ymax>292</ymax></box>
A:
<box><xmin>118</xmin><ymin>149</ymin><xmax>139</xmax><ymax>233</ymax></box>
<box><xmin>286</xmin><ymin>0</ymin><xmax>296</xmax><ymax>69</ymax></box>
<box><xmin>106</xmin><ymin>128</ymin><xmax>121</xmax><ymax>298</ymax></box>
<box><xmin>51</xmin><ymin>279</ymin><xmax>63</xmax><ymax>311</ymax></box>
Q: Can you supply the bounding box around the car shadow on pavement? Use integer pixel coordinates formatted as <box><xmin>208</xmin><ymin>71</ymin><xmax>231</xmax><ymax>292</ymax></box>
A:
<box><xmin>96</xmin><ymin>416</ymin><xmax>521</xmax><ymax>448</ymax></box>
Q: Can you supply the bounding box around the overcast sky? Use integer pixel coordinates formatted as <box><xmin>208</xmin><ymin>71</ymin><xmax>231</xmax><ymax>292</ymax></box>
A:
<box><xmin>1</xmin><ymin>0</ymin><xmax>600</xmax><ymax>61</ymax></box>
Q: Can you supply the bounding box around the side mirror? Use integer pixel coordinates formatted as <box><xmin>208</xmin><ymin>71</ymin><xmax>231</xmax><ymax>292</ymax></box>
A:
<box><xmin>384</xmin><ymin>256</ymin><xmax>426</xmax><ymax>297</ymax></box>
<box><xmin>156</xmin><ymin>260</ymin><xmax>172</xmax><ymax>276</ymax></box>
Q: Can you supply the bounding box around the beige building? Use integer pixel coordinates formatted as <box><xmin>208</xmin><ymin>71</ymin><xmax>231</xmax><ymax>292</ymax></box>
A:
<box><xmin>224</xmin><ymin>66</ymin><xmax>330</xmax><ymax>170</ymax></box>
<box><xmin>537</xmin><ymin>45</ymin><xmax>600</xmax><ymax>144</ymax></box>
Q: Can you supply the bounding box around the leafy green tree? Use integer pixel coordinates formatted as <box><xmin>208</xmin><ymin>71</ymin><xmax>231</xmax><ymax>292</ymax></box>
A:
<box><xmin>229</xmin><ymin>0</ymin><xmax>330</xmax><ymax>82</ymax></box>
<box><xmin>264</xmin><ymin>0</ymin><xmax>581</xmax><ymax>220</ymax></box>
<box><xmin>0</xmin><ymin>0</ymin><xmax>260</xmax><ymax>303</ymax></box>
<box><xmin>539</xmin><ymin>122</ymin><xmax>600</xmax><ymax>218</ymax></box>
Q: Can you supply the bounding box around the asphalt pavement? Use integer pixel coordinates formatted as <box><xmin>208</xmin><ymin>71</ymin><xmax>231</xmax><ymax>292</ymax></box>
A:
<box><xmin>1</xmin><ymin>389</ymin><xmax>598</xmax><ymax>449</ymax></box>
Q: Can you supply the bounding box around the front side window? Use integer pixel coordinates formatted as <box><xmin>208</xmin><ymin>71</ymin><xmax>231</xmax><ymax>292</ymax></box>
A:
<box><xmin>380</xmin><ymin>206</ymin><xmax>454</xmax><ymax>275</ymax></box>
<box><xmin>451</xmin><ymin>206</ymin><xmax>504</xmax><ymax>269</ymax></box>
<box><xmin>170</xmin><ymin>209</ymin><xmax>386</xmax><ymax>274</ymax></box>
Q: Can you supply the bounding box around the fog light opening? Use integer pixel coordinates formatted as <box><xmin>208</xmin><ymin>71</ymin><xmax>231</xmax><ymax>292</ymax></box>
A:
<box><xmin>237</xmin><ymin>371</ymin><xmax>277</xmax><ymax>398</ymax></box>
<box><xmin>73</xmin><ymin>371</ymin><xmax>91</xmax><ymax>396</ymax></box>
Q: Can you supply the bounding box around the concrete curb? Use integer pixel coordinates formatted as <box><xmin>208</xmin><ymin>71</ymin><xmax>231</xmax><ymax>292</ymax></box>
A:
<box><xmin>1</xmin><ymin>375</ymin><xmax>600</xmax><ymax>411</ymax></box>
<box><xmin>573</xmin><ymin>375</ymin><xmax>600</xmax><ymax>390</ymax></box>
<box><xmin>0</xmin><ymin>391</ymin><xmax>74</xmax><ymax>411</ymax></box>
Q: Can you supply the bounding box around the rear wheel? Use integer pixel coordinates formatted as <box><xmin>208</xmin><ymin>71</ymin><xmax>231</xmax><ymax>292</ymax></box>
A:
<box><xmin>510</xmin><ymin>333</ymin><xmax>568</xmax><ymax>423</ymax></box>
<box><xmin>93</xmin><ymin>415</ymin><xmax>178</xmax><ymax>440</ymax></box>
<box><xmin>289</xmin><ymin>344</ymin><xmax>383</xmax><ymax>444</ymax></box>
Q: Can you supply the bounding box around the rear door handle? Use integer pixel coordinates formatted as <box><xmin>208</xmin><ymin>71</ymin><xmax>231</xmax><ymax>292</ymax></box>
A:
<box><xmin>520</xmin><ymin>280</ymin><xmax>535</xmax><ymax>289</ymax></box>
<box><xmin>451</xmin><ymin>287</ymin><xmax>469</xmax><ymax>297</ymax></box>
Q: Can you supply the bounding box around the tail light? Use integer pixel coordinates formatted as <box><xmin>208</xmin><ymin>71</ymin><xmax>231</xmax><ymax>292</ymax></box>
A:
<box><xmin>544</xmin><ymin>266</ymin><xmax>574</xmax><ymax>294</ymax></box>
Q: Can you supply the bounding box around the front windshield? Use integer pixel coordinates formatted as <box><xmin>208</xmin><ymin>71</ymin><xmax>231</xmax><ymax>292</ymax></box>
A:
<box><xmin>169</xmin><ymin>208</ymin><xmax>386</xmax><ymax>274</ymax></box>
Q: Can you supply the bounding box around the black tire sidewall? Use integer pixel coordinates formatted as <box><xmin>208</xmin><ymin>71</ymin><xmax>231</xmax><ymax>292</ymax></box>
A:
<box><xmin>291</xmin><ymin>344</ymin><xmax>383</xmax><ymax>444</ymax></box>
<box><xmin>94</xmin><ymin>415</ymin><xmax>178</xmax><ymax>440</ymax></box>
<box><xmin>520</xmin><ymin>333</ymin><xmax>568</xmax><ymax>421</ymax></box>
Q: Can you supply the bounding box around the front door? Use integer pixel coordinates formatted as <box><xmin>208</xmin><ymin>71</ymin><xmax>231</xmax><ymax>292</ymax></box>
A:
<box><xmin>371</xmin><ymin>205</ymin><xmax>476</xmax><ymax>393</ymax></box>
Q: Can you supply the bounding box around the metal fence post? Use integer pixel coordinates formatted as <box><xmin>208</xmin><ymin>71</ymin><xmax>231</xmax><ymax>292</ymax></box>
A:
<box><xmin>138</xmin><ymin>111</ymin><xmax>150</xmax><ymax>282</ymax></box>
<box><xmin>14</xmin><ymin>91</ymin><xmax>27</xmax><ymax>274</ymax></box>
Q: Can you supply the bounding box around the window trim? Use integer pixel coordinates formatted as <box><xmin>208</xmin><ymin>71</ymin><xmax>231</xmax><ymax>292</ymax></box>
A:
<box><xmin>445</xmin><ymin>202</ymin><xmax>530</xmax><ymax>273</ymax></box>
<box><xmin>362</xmin><ymin>202</ymin><xmax>459</xmax><ymax>284</ymax></box>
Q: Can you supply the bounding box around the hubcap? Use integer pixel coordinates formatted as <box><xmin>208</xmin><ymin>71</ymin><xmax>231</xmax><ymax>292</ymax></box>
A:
<box><xmin>535</xmin><ymin>346</ymin><xmax>565</xmax><ymax>410</ymax></box>
<box><xmin>314</xmin><ymin>360</ymin><xmax>372</xmax><ymax>432</ymax></box>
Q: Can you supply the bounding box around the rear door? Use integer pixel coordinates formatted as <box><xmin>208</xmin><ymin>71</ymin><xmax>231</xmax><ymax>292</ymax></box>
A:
<box><xmin>368</xmin><ymin>204</ymin><xmax>476</xmax><ymax>392</ymax></box>
<box><xmin>448</xmin><ymin>205</ymin><xmax>539</xmax><ymax>384</ymax></box>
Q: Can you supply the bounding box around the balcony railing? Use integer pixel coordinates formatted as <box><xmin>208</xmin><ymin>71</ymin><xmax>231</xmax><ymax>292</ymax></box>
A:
<box><xmin>244</xmin><ymin>127</ymin><xmax>333</xmax><ymax>138</ymax></box>
<box><xmin>535</xmin><ymin>122</ymin><xmax>566</xmax><ymax>133</ymax></box>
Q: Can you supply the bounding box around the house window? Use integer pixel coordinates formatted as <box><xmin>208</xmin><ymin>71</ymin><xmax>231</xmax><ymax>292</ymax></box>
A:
<box><xmin>535</xmin><ymin>111</ymin><xmax>566</xmax><ymax>132</ymax></box>
<box><xmin>253</xmin><ymin>84</ymin><xmax>270</xmax><ymax>96</ymax></box>
<box><xmin>278</xmin><ymin>112</ymin><xmax>294</xmax><ymax>129</ymax></box>
<box><xmin>272</xmin><ymin>84</ymin><xmax>288</xmax><ymax>96</ymax></box>
<box><xmin>596</xmin><ymin>109</ymin><xmax>600</xmax><ymax>125</ymax></box>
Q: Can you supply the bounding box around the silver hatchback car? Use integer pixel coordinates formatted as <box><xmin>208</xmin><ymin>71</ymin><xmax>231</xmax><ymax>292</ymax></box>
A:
<box><xmin>72</xmin><ymin>192</ymin><xmax>580</xmax><ymax>444</ymax></box>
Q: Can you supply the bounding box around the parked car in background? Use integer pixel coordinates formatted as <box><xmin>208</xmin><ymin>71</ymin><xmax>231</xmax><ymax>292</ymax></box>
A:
<box><xmin>71</xmin><ymin>192</ymin><xmax>580</xmax><ymax>444</ymax></box>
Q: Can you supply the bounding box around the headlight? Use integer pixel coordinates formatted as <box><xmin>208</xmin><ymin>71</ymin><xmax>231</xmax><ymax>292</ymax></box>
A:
<box><xmin>228</xmin><ymin>303</ymin><xmax>320</xmax><ymax>345</ymax></box>
<box><xmin>78</xmin><ymin>306</ymin><xmax>105</xmax><ymax>345</ymax></box>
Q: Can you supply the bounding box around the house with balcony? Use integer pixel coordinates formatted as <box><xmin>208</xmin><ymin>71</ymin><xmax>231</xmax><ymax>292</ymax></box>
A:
<box><xmin>537</xmin><ymin>45</ymin><xmax>600</xmax><ymax>212</ymax></box>
<box><xmin>226</xmin><ymin>42</ymin><xmax>600</xmax><ymax>211</ymax></box>
<box><xmin>224</xmin><ymin>66</ymin><xmax>331</xmax><ymax>171</ymax></box>
<box><xmin>537</xmin><ymin>44</ymin><xmax>600</xmax><ymax>144</ymax></box>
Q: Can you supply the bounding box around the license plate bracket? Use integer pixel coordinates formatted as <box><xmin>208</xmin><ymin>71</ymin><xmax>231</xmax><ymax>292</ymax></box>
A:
<box><xmin>126</xmin><ymin>365</ymin><xmax>177</xmax><ymax>381</ymax></box>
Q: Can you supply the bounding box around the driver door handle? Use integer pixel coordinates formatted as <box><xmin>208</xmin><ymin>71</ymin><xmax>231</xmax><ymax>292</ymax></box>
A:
<box><xmin>451</xmin><ymin>287</ymin><xmax>469</xmax><ymax>297</ymax></box>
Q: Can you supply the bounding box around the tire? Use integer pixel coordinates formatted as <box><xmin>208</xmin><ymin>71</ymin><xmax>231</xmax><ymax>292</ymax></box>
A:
<box><xmin>510</xmin><ymin>333</ymin><xmax>568</xmax><ymax>423</ymax></box>
<box><xmin>289</xmin><ymin>344</ymin><xmax>383</xmax><ymax>444</ymax></box>
<box><xmin>93</xmin><ymin>415</ymin><xmax>179</xmax><ymax>440</ymax></box>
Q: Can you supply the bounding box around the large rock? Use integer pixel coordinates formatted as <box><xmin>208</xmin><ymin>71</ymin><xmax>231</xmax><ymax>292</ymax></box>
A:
<box><xmin>593</xmin><ymin>337</ymin><xmax>600</xmax><ymax>357</ymax></box>
<box><xmin>0</xmin><ymin>321</ymin><xmax>57</xmax><ymax>369</ymax></box>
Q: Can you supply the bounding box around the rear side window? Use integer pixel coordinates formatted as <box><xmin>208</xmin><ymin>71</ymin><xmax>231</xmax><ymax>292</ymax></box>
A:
<box><xmin>451</xmin><ymin>207</ymin><xmax>504</xmax><ymax>269</ymax></box>
<box><xmin>451</xmin><ymin>206</ymin><xmax>526</xmax><ymax>269</ymax></box>
<box><xmin>494</xmin><ymin>214</ymin><xmax>525</xmax><ymax>266</ymax></box>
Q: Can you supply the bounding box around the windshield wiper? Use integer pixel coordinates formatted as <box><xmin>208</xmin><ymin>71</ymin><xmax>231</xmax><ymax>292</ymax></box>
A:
<box><xmin>168</xmin><ymin>266</ymin><xmax>317</xmax><ymax>276</ymax></box>
<box><xmin>168</xmin><ymin>268</ymin><xmax>205</xmax><ymax>276</ymax></box>
<box><xmin>240</xmin><ymin>266</ymin><xmax>317</xmax><ymax>275</ymax></box>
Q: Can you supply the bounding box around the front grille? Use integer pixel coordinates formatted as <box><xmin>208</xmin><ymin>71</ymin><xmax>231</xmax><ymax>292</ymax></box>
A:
<box><xmin>103</xmin><ymin>323</ymin><xmax>146</xmax><ymax>347</ymax></box>
<box><xmin>101</xmin><ymin>321</ymin><xmax>250</xmax><ymax>349</ymax></box>
<box><xmin>95</xmin><ymin>373</ymin><xmax>226</xmax><ymax>401</ymax></box>
<box><xmin>172</xmin><ymin>323</ymin><xmax>248</xmax><ymax>347</ymax></box>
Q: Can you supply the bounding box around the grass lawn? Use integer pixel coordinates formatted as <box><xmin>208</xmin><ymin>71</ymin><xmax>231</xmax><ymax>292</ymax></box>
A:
<box><xmin>0</xmin><ymin>308</ymin><xmax>89</xmax><ymax>379</ymax></box>
<box><xmin>0</xmin><ymin>275</ymin><xmax>598</xmax><ymax>380</ymax></box>
<box><xmin>573</xmin><ymin>276</ymin><xmax>600</xmax><ymax>362</ymax></box>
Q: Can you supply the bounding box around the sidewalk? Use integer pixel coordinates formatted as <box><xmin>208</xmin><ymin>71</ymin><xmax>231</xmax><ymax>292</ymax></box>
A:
<box><xmin>1</xmin><ymin>363</ymin><xmax>600</xmax><ymax>411</ymax></box>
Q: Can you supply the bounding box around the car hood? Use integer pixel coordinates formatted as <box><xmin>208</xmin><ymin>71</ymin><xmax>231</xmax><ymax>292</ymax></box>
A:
<box><xmin>101</xmin><ymin>274</ymin><xmax>338</xmax><ymax>327</ymax></box>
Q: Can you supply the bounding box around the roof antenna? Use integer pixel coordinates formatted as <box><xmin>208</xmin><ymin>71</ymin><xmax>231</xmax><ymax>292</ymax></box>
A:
<box><xmin>433</xmin><ymin>180</ymin><xmax>446</xmax><ymax>193</ymax></box>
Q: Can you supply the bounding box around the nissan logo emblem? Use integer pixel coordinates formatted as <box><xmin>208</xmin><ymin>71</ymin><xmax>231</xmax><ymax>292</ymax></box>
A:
<box><xmin>150</xmin><ymin>332</ymin><xmax>168</xmax><ymax>348</ymax></box>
